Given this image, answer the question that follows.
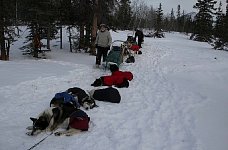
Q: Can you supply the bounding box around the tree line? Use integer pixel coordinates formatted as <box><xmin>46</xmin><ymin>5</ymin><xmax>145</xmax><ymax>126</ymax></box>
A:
<box><xmin>0</xmin><ymin>0</ymin><xmax>227</xmax><ymax>60</ymax></box>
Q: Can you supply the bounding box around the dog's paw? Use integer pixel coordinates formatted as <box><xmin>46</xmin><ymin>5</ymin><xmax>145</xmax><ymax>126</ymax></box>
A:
<box><xmin>65</xmin><ymin>133</ymin><xmax>73</xmax><ymax>136</ymax></box>
<box><xmin>26</xmin><ymin>131</ymin><xmax>33</xmax><ymax>136</ymax></box>
<box><xmin>54</xmin><ymin>132</ymin><xmax>62</xmax><ymax>136</ymax></box>
<box><xmin>26</xmin><ymin>126</ymin><xmax>33</xmax><ymax>130</ymax></box>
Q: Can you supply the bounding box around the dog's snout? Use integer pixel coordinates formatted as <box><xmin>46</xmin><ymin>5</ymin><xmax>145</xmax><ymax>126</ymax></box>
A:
<box><xmin>83</xmin><ymin>102</ymin><xmax>90</xmax><ymax>110</ymax></box>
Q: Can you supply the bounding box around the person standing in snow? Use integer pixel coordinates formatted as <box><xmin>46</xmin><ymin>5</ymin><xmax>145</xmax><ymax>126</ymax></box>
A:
<box><xmin>134</xmin><ymin>29</ymin><xmax>144</xmax><ymax>48</ymax></box>
<box><xmin>95</xmin><ymin>24</ymin><xmax>112</xmax><ymax>68</ymax></box>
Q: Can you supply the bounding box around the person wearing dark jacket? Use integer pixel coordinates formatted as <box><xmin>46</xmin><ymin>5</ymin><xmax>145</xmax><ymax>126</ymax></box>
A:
<box><xmin>134</xmin><ymin>29</ymin><xmax>144</xmax><ymax>48</ymax></box>
<box><xmin>95</xmin><ymin>24</ymin><xmax>112</xmax><ymax>68</ymax></box>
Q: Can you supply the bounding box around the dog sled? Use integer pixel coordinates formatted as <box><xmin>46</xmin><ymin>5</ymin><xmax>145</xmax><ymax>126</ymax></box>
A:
<box><xmin>104</xmin><ymin>36</ymin><xmax>140</xmax><ymax>69</ymax></box>
<box><xmin>105</xmin><ymin>40</ymin><xmax>125</xmax><ymax>68</ymax></box>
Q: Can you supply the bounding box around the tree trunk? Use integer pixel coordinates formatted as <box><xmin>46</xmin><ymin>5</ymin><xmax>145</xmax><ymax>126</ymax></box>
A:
<box><xmin>60</xmin><ymin>26</ymin><xmax>62</xmax><ymax>49</ymax></box>
<box><xmin>0</xmin><ymin>0</ymin><xmax>7</xmax><ymax>61</ymax></box>
<box><xmin>68</xmin><ymin>27</ymin><xmax>72</xmax><ymax>52</ymax></box>
<box><xmin>79</xmin><ymin>24</ymin><xmax>85</xmax><ymax>49</ymax></box>
<box><xmin>6</xmin><ymin>39</ymin><xmax>10</xmax><ymax>60</ymax></box>
<box><xmin>85</xmin><ymin>24</ymin><xmax>91</xmax><ymax>52</ymax></box>
<box><xmin>0</xmin><ymin>29</ymin><xmax>6</xmax><ymax>60</ymax></box>
<box><xmin>33</xmin><ymin>24</ymin><xmax>39</xmax><ymax>58</ymax></box>
<box><xmin>47</xmin><ymin>25</ymin><xmax>51</xmax><ymax>50</ymax></box>
<box><xmin>90</xmin><ymin>0</ymin><xmax>98</xmax><ymax>55</ymax></box>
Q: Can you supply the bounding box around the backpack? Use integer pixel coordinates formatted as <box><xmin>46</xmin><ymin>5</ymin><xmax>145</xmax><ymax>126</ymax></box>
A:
<box><xmin>69</xmin><ymin>109</ymin><xmax>90</xmax><ymax>131</ymax></box>
<box><xmin>50</xmin><ymin>92</ymin><xmax>80</xmax><ymax>108</ymax></box>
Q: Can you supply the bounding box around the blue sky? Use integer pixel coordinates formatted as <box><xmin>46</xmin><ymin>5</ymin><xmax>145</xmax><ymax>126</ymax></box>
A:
<box><xmin>141</xmin><ymin>0</ymin><xmax>226</xmax><ymax>14</ymax></box>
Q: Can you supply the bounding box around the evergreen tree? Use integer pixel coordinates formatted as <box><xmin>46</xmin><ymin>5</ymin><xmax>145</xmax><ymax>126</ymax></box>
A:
<box><xmin>180</xmin><ymin>10</ymin><xmax>186</xmax><ymax>32</ymax></box>
<box><xmin>184</xmin><ymin>14</ymin><xmax>194</xmax><ymax>34</ymax></box>
<box><xmin>155</xmin><ymin>3</ymin><xmax>163</xmax><ymax>31</ymax></box>
<box><xmin>98</xmin><ymin>0</ymin><xmax>117</xmax><ymax>26</ymax></box>
<box><xmin>163</xmin><ymin>18</ymin><xmax>169</xmax><ymax>31</ymax></box>
<box><xmin>116</xmin><ymin>0</ymin><xmax>132</xmax><ymax>30</ymax></box>
<box><xmin>148</xmin><ymin>6</ymin><xmax>156</xmax><ymax>30</ymax></box>
<box><xmin>176</xmin><ymin>5</ymin><xmax>181</xmax><ymax>32</ymax></box>
<box><xmin>213</xmin><ymin>1</ymin><xmax>226</xmax><ymax>49</ymax></box>
<box><xmin>224</xmin><ymin>0</ymin><xmax>228</xmax><ymax>44</ymax></box>
<box><xmin>19</xmin><ymin>0</ymin><xmax>58</xmax><ymax>57</ymax></box>
<box><xmin>154</xmin><ymin>3</ymin><xmax>165</xmax><ymax>38</ymax></box>
<box><xmin>77</xmin><ymin>0</ymin><xmax>93</xmax><ymax>50</ymax></box>
<box><xmin>192</xmin><ymin>0</ymin><xmax>217</xmax><ymax>42</ymax></box>
<box><xmin>170</xmin><ymin>8</ymin><xmax>175</xmax><ymax>31</ymax></box>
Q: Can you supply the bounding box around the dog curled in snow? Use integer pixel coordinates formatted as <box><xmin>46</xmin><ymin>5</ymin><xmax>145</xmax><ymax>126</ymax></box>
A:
<box><xmin>66</xmin><ymin>87</ymin><xmax>98</xmax><ymax>110</ymax></box>
<box><xmin>26</xmin><ymin>104</ymin><xmax>90</xmax><ymax>136</ymax></box>
<box><xmin>89</xmin><ymin>87</ymin><xmax>121</xmax><ymax>103</ymax></box>
<box><xmin>91</xmin><ymin>64</ymin><xmax>133</xmax><ymax>88</ymax></box>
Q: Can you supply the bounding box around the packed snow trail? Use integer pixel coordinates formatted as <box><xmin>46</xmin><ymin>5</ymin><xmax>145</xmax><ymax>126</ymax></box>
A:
<box><xmin>1</xmin><ymin>31</ymin><xmax>228</xmax><ymax>150</ymax></box>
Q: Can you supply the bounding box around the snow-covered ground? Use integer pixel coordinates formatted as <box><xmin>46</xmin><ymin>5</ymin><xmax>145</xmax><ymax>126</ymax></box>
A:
<box><xmin>0</xmin><ymin>28</ymin><xmax>228</xmax><ymax>150</ymax></box>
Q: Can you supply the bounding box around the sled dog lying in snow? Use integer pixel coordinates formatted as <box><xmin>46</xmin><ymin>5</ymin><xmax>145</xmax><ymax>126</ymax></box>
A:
<box><xmin>50</xmin><ymin>87</ymin><xmax>97</xmax><ymax>110</ymax></box>
<box><xmin>91</xmin><ymin>64</ymin><xmax>133</xmax><ymax>88</ymax></box>
<box><xmin>66</xmin><ymin>87</ymin><xmax>98</xmax><ymax>110</ymax></box>
<box><xmin>88</xmin><ymin>87</ymin><xmax>121</xmax><ymax>103</ymax></box>
<box><xmin>26</xmin><ymin>104</ymin><xmax>90</xmax><ymax>136</ymax></box>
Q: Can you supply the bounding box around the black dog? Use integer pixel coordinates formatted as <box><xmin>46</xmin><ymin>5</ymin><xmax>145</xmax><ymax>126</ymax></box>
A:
<box><xmin>67</xmin><ymin>87</ymin><xmax>98</xmax><ymax>110</ymax></box>
<box><xmin>89</xmin><ymin>87</ymin><xmax>121</xmax><ymax>103</ymax></box>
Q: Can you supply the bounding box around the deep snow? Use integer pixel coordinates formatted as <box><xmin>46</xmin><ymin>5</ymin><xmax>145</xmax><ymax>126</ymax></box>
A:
<box><xmin>0</xmin><ymin>28</ymin><xmax>228</xmax><ymax>150</ymax></box>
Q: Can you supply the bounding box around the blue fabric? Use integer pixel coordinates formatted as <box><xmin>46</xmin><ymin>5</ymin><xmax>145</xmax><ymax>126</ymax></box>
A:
<box><xmin>54</xmin><ymin>92</ymin><xmax>80</xmax><ymax>108</ymax></box>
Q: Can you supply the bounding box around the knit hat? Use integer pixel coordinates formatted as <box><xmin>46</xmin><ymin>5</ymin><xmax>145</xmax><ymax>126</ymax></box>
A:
<box><xmin>100</xmin><ymin>24</ymin><xmax>106</xmax><ymax>27</ymax></box>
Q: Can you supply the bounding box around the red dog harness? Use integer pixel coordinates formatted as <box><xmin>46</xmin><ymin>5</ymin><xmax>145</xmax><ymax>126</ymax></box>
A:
<box><xmin>69</xmin><ymin>110</ymin><xmax>90</xmax><ymax>131</ymax></box>
<box><xmin>130</xmin><ymin>45</ymin><xmax>140</xmax><ymax>52</ymax></box>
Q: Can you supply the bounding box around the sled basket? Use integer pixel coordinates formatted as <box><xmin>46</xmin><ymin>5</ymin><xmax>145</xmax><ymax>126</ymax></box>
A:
<box><xmin>105</xmin><ymin>40</ymin><xmax>125</xmax><ymax>68</ymax></box>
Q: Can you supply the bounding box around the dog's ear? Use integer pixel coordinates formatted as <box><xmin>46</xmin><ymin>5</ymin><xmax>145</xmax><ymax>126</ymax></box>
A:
<box><xmin>30</xmin><ymin>117</ymin><xmax>37</xmax><ymax>123</ymax></box>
